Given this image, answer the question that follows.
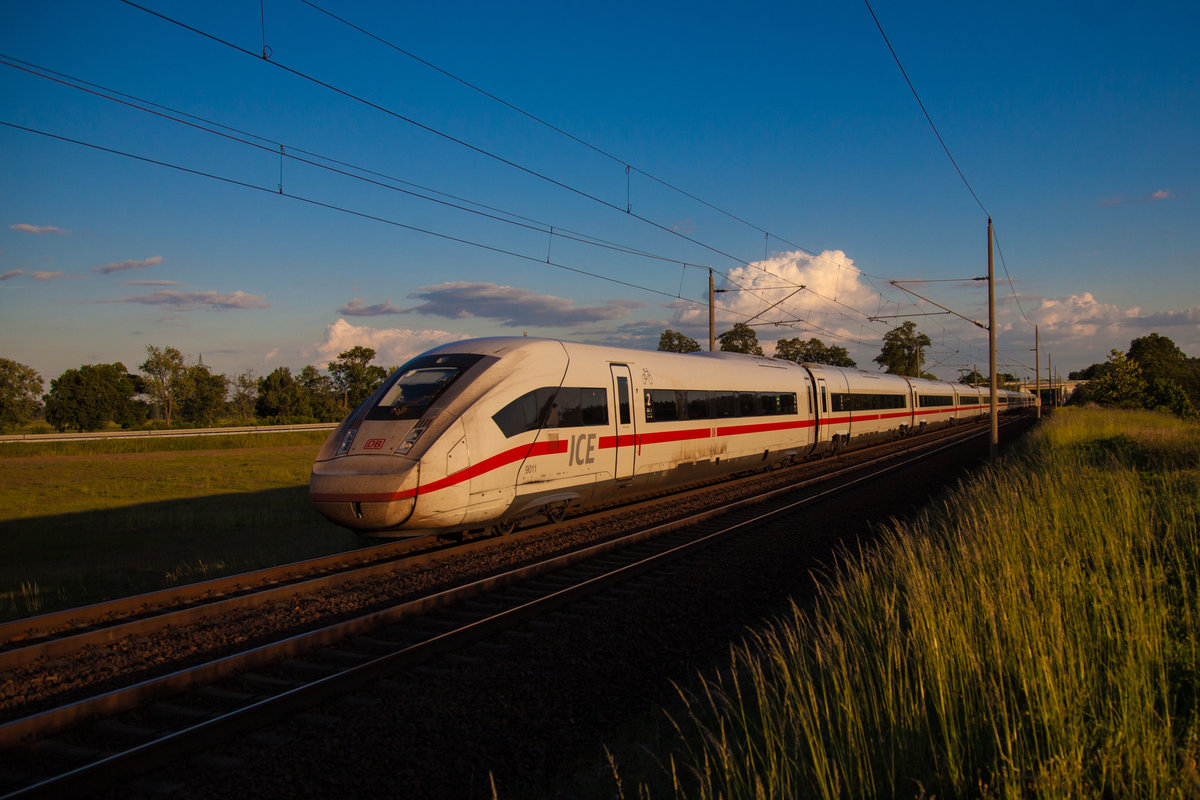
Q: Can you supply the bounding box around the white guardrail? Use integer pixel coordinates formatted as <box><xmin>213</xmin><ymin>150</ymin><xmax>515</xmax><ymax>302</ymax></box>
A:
<box><xmin>0</xmin><ymin>422</ymin><xmax>339</xmax><ymax>444</ymax></box>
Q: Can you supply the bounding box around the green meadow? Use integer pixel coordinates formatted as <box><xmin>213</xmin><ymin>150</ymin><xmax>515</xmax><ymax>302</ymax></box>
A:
<box><xmin>0</xmin><ymin>431</ymin><xmax>364</xmax><ymax>620</ymax></box>
<box><xmin>639</xmin><ymin>408</ymin><xmax>1199</xmax><ymax>799</ymax></box>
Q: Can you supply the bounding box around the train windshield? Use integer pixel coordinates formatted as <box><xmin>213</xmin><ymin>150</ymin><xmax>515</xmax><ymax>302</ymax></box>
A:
<box><xmin>367</xmin><ymin>353</ymin><xmax>484</xmax><ymax>420</ymax></box>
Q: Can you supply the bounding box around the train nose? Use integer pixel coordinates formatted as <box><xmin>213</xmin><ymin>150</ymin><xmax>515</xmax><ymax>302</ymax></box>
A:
<box><xmin>309</xmin><ymin>456</ymin><xmax>420</xmax><ymax>531</ymax></box>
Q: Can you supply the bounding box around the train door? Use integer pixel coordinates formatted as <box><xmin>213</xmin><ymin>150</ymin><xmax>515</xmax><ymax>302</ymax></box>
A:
<box><xmin>816</xmin><ymin>377</ymin><xmax>830</xmax><ymax>443</ymax></box>
<box><xmin>609</xmin><ymin>364</ymin><xmax>636</xmax><ymax>484</ymax></box>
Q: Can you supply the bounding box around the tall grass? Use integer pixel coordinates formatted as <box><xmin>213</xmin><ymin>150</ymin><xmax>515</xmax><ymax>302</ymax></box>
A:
<box><xmin>660</xmin><ymin>408</ymin><xmax>1200</xmax><ymax>799</ymax></box>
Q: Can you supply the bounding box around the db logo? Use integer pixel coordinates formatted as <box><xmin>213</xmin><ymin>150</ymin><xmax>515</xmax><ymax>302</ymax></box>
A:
<box><xmin>363</xmin><ymin>438</ymin><xmax>386</xmax><ymax>450</ymax></box>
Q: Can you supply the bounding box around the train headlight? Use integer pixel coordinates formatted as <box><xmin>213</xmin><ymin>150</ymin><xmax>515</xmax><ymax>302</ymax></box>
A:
<box><xmin>334</xmin><ymin>427</ymin><xmax>358</xmax><ymax>456</ymax></box>
<box><xmin>395</xmin><ymin>419</ymin><xmax>431</xmax><ymax>455</ymax></box>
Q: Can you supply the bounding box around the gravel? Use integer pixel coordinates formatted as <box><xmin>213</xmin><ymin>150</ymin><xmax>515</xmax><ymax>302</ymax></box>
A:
<box><xmin>98</xmin><ymin>424</ymin><xmax>1024</xmax><ymax>799</ymax></box>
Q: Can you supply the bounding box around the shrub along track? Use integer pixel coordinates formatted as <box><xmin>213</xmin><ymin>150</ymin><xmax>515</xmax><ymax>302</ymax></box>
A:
<box><xmin>0</xmin><ymin>417</ymin><xmax>1034</xmax><ymax>798</ymax></box>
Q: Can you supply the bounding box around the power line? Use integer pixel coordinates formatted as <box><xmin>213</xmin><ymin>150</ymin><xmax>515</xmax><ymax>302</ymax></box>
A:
<box><xmin>14</xmin><ymin>5</ymin><xmax>1027</xmax><ymax>365</ymax></box>
<box><xmin>118</xmin><ymin>0</ymin><xmax>778</xmax><ymax>277</ymax></box>
<box><xmin>120</xmin><ymin>0</ymin><xmax>961</xmax><ymax>342</ymax></box>
<box><xmin>3</xmin><ymin>54</ymin><xmax>825</xmax><ymax>339</ymax></box>
<box><xmin>0</xmin><ymin>53</ymin><xmax>714</xmax><ymax>275</ymax></box>
<box><xmin>113</xmin><ymin>0</ymin><xmax>851</xmax><ymax>331</ymax></box>
<box><xmin>297</xmin><ymin>0</ymin><xmax>889</xmax><ymax>284</ymax></box>
<box><xmin>1</xmin><ymin>118</ymin><xmax>783</xmax><ymax>327</ymax></box>
<box><xmin>863</xmin><ymin>0</ymin><xmax>989</xmax><ymax>218</ymax></box>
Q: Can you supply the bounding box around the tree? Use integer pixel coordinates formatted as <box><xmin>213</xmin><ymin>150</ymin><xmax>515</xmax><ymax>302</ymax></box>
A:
<box><xmin>299</xmin><ymin>365</ymin><xmax>343</xmax><ymax>422</ymax></box>
<box><xmin>177</xmin><ymin>364</ymin><xmax>230</xmax><ymax>427</ymax></box>
<box><xmin>959</xmin><ymin>370</ymin><xmax>986</xmax><ymax>386</ymax></box>
<box><xmin>717</xmin><ymin>322</ymin><xmax>763</xmax><ymax>356</ymax></box>
<box><xmin>230</xmin><ymin>370</ymin><xmax>257</xmax><ymax>421</ymax></box>
<box><xmin>328</xmin><ymin>346</ymin><xmax>388</xmax><ymax>410</ymax></box>
<box><xmin>773</xmin><ymin>337</ymin><xmax>856</xmax><ymax>367</ymax></box>
<box><xmin>141</xmin><ymin>345</ymin><xmax>185</xmax><ymax>426</ymax></box>
<box><xmin>256</xmin><ymin>367</ymin><xmax>312</xmax><ymax>420</ymax></box>
<box><xmin>1086</xmin><ymin>349</ymin><xmax>1147</xmax><ymax>409</ymax></box>
<box><xmin>1127</xmin><ymin>333</ymin><xmax>1199</xmax><ymax>406</ymax></box>
<box><xmin>0</xmin><ymin>358</ymin><xmax>43</xmax><ymax>433</ymax></box>
<box><xmin>874</xmin><ymin>321</ymin><xmax>932</xmax><ymax>377</ymax></box>
<box><xmin>657</xmin><ymin>329</ymin><xmax>701</xmax><ymax>353</ymax></box>
<box><xmin>1145</xmin><ymin>378</ymin><xmax>1198</xmax><ymax>421</ymax></box>
<box><xmin>43</xmin><ymin>363</ymin><xmax>141</xmax><ymax>432</ymax></box>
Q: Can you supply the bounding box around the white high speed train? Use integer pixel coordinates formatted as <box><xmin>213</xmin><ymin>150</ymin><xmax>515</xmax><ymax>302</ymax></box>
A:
<box><xmin>309</xmin><ymin>337</ymin><xmax>1033</xmax><ymax>535</ymax></box>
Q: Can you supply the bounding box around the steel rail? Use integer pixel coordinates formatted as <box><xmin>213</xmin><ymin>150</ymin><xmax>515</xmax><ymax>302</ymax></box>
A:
<box><xmin>0</xmin><ymin>538</ymin><xmax>426</xmax><ymax>650</ymax></box>
<box><xmin>2</xmin><ymin>419</ymin><xmax>986</xmax><ymax>652</ymax></box>
<box><xmin>0</xmin><ymin>420</ymin><xmax>1018</xmax><ymax>797</ymax></box>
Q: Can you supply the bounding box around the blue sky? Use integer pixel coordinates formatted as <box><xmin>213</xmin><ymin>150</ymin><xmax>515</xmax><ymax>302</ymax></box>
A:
<box><xmin>2</xmin><ymin>0</ymin><xmax>1197</xmax><ymax>387</ymax></box>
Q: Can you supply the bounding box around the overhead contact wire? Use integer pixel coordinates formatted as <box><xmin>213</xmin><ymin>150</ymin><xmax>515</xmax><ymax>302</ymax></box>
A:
<box><xmin>1</xmin><ymin>119</ymin><xmax>769</xmax><ymax>325</ymax></box>
<box><xmin>118</xmin><ymin>0</ymin><xmax>772</xmax><ymax>278</ymax></box>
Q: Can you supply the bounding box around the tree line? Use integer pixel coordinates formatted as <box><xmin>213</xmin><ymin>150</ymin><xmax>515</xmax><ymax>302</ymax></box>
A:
<box><xmin>7</xmin><ymin>327</ymin><xmax>1195</xmax><ymax>434</ymax></box>
<box><xmin>1068</xmin><ymin>333</ymin><xmax>1200</xmax><ymax>420</ymax></box>
<box><xmin>660</xmin><ymin>320</ymin><xmax>957</xmax><ymax>377</ymax></box>
<box><xmin>0</xmin><ymin>345</ymin><xmax>392</xmax><ymax>433</ymax></box>
<box><xmin>666</xmin><ymin>323</ymin><xmax>1200</xmax><ymax>421</ymax></box>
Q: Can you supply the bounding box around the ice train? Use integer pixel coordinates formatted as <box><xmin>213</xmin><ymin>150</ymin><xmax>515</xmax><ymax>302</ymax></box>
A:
<box><xmin>309</xmin><ymin>337</ymin><xmax>1034</xmax><ymax>535</ymax></box>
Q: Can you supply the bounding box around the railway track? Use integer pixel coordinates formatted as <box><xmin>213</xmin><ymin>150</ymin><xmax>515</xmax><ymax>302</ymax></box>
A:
<box><xmin>0</xmin><ymin>418</ymin><xmax>1030</xmax><ymax>798</ymax></box>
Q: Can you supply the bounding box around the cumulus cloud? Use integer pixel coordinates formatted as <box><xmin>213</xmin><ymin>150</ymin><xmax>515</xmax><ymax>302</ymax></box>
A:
<box><xmin>672</xmin><ymin>249</ymin><xmax>877</xmax><ymax>332</ymax></box>
<box><xmin>98</xmin><ymin>289</ymin><xmax>270</xmax><ymax>310</ymax></box>
<box><xmin>1034</xmin><ymin>291</ymin><xmax>1200</xmax><ymax>335</ymax></box>
<box><xmin>92</xmin><ymin>256</ymin><xmax>164</xmax><ymax>275</ymax></box>
<box><xmin>0</xmin><ymin>269</ymin><xmax>25</xmax><ymax>281</ymax></box>
<box><xmin>10</xmin><ymin>223</ymin><xmax>68</xmax><ymax>235</ymax></box>
<box><xmin>1035</xmin><ymin>292</ymin><xmax>1139</xmax><ymax>335</ymax></box>
<box><xmin>314</xmin><ymin>319</ymin><xmax>463</xmax><ymax>366</ymax></box>
<box><xmin>372</xmin><ymin>281</ymin><xmax>648</xmax><ymax>327</ymax></box>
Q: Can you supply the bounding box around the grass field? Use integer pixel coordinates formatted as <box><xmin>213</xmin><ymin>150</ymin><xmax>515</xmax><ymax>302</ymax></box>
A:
<box><xmin>626</xmin><ymin>408</ymin><xmax>1200</xmax><ymax>799</ymax></box>
<box><xmin>0</xmin><ymin>431</ymin><xmax>366</xmax><ymax>620</ymax></box>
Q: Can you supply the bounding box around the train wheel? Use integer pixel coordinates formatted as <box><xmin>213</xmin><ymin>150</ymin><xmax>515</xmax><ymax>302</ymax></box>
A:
<box><xmin>544</xmin><ymin>501</ymin><xmax>568</xmax><ymax>524</ymax></box>
<box><xmin>490</xmin><ymin>519</ymin><xmax>517</xmax><ymax>536</ymax></box>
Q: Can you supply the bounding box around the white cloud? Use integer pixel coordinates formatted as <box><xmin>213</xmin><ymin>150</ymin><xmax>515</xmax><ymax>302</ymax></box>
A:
<box><xmin>92</xmin><ymin>256</ymin><xmax>164</xmax><ymax>275</ymax></box>
<box><xmin>673</xmin><ymin>249</ymin><xmax>878</xmax><ymax>331</ymax></box>
<box><xmin>1034</xmin><ymin>292</ymin><xmax>1139</xmax><ymax>337</ymax></box>
<box><xmin>122</xmin><ymin>280</ymin><xmax>185</xmax><ymax>286</ymax></box>
<box><xmin>31</xmin><ymin>270</ymin><xmax>80</xmax><ymax>281</ymax></box>
<box><xmin>0</xmin><ymin>269</ymin><xmax>25</xmax><ymax>281</ymax></box>
<box><xmin>314</xmin><ymin>319</ymin><xmax>463</xmax><ymax>367</ymax></box>
<box><xmin>10</xmin><ymin>223</ymin><xmax>68</xmax><ymax>235</ymax></box>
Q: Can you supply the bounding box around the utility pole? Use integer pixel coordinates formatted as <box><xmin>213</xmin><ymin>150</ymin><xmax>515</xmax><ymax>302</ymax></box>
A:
<box><xmin>988</xmin><ymin>219</ymin><xmax>998</xmax><ymax>460</ymax></box>
<box><xmin>1050</xmin><ymin>354</ymin><xmax>1057</xmax><ymax>407</ymax></box>
<box><xmin>1035</xmin><ymin>325</ymin><xmax>1041</xmax><ymax>420</ymax></box>
<box><xmin>708</xmin><ymin>268</ymin><xmax>716</xmax><ymax>352</ymax></box>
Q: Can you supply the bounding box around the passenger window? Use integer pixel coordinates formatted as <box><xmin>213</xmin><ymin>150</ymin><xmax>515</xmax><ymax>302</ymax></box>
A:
<box><xmin>554</xmin><ymin>387</ymin><xmax>583</xmax><ymax>427</ymax></box>
<box><xmin>492</xmin><ymin>386</ymin><xmax>608</xmax><ymax>437</ymax></box>
<box><xmin>711</xmin><ymin>391</ymin><xmax>736</xmax><ymax>418</ymax></box>
<box><xmin>685</xmin><ymin>390</ymin><xmax>710</xmax><ymax>420</ymax></box>
<box><xmin>738</xmin><ymin>392</ymin><xmax>758</xmax><ymax>416</ymax></box>
<box><xmin>615</xmin><ymin>377</ymin><xmax>631</xmax><ymax>425</ymax></box>
<box><xmin>646</xmin><ymin>389</ymin><xmax>679</xmax><ymax>422</ymax></box>
<box><xmin>582</xmin><ymin>388</ymin><xmax>609</xmax><ymax>426</ymax></box>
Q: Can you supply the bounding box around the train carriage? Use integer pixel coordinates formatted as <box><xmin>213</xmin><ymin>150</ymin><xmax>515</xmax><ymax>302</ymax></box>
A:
<box><xmin>310</xmin><ymin>337</ymin><xmax>1034</xmax><ymax>536</ymax></box>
